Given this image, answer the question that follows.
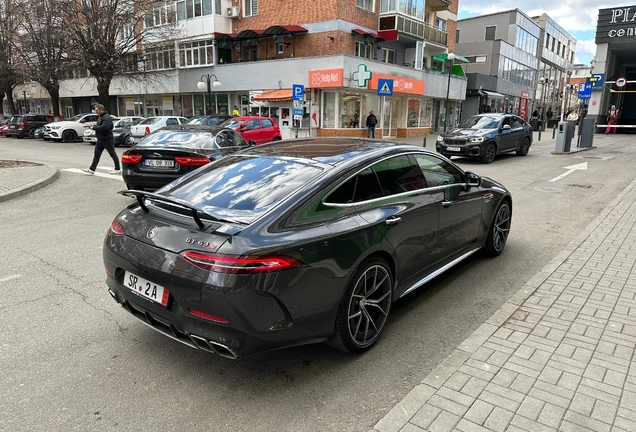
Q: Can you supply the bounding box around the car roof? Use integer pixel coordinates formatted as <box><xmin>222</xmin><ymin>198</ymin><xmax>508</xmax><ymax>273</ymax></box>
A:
<box><xmin>236</xmin><ymin>138</ymin><xmax>438</xmax><ymax>167</ymax></box>
<box><xmin>157</xmin><ymin>124</ymin><xmax>226</xmax><ymax>133</ymax></box>
<box><xmin>231</xmin><ymin>116</ymin><xmax>274</xmax><ymax>120</ymax></box>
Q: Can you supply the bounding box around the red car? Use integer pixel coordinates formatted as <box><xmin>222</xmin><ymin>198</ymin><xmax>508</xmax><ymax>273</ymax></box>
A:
<box><xmin>0</xmin><ymin>123</ymin><xmax>9</xmax><ymax>137</ymax></box>
<box><xmin>222</xmin><ymin>116</ymin><xmax>282</xmax><ymax>145</ymax></box>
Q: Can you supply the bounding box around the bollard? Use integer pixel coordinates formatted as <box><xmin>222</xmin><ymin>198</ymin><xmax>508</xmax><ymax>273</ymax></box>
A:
<box><xmin>422</xmin><ymin>134</ymin><xmax>427</xmax><ymax>148</ymax></box>
<box><xmin>538</xmin><ymin>128</ymin><xmax>541</xmax><ymax>141</ymax></box>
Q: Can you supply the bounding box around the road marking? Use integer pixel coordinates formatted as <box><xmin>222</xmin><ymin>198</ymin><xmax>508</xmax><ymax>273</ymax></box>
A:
<box><xmin>62</xmin><ymin>166</ymin><xmax>124</xmax><ymax>181</ymax></box>
<box><xmin>0</xmin><ymin>274</ymin><xmax>21</xmax><ymax>283</ymax></box>
<box><xmin>549</xmin><ymin>162</ymin><xmax>588</xmax><ymax>183</ymax></box>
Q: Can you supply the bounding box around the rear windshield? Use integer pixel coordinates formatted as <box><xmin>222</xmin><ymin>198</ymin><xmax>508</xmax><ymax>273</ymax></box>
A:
<box><xmin>10</xmin><ymin>116</ymin><xmax>23</xmax><ymax>123</ymax></box>
<box><xmin>139</xmin><ymin>117</ymin><xmax>161</xmax><ymax>125</ymax></box>
<box><xmin>136</xmin><ymin>131</ymin><xmax>212</xmax><ymax>148</ymax></box>
<box><xmin>166</xmin><ymin>156</ymin><xmax>322</xmax><ymax>224</ymax></box>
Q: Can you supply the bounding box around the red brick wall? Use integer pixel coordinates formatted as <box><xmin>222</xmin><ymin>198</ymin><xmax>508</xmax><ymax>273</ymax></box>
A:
<box><xmin>231</xmin><ymin>0</ymin><xmax>379</xmax><ymax>32</ymax></box>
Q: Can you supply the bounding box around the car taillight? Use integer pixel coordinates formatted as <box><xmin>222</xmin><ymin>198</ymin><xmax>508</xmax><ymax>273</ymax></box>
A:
<box><xmin>174</xmin><ymin>156</ymin><xmax>210</xmax><ymax>167</ymax></box>
<box><xmin>188</xmin><ymin>308</ymin><xmax>229</xmax><ymax>323</ymax></box>
<box><xmin>108</xmin><ymin>220</ymin><xmax>125</xmax><ymax>236</ymax></box>
<box><xmin>180</xmin><ymin>251</ymin><xmax>301</xmax><ymax>274</ymax></box>
<box><xmin>122</xmin><ymin>153</ymin><xmax>142</xmax><ymax>164</ymax></box>
<box><xmin>19</xmin><ymin>123</ymin><xmax>26</xmax><ymax>129</ymax></box>
<box><xmin>145</xmin><ymin>126</ymin><xmax>151</xmax><ymax>135</ymax></box>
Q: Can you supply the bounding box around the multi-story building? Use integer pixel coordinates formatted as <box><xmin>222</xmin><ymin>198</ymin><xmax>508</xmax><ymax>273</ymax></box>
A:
<box><xmin>455</xmin><ymin>9</ymin><xmax>575</xmax><ymax>124</ymax></box>
<box><xmin>532</xmin><ymin>13</ymin><xmax>576</xmax><ymax>123</ymax></box>
<box><xmin>7</xmin><ymin>0</ymin><xmax>468</xmax><ymax>137</ymax></box>
<box><xmin>455</xmin><ymin>9</ymin><xmax>541</xmax><ymax>119</ymax></box>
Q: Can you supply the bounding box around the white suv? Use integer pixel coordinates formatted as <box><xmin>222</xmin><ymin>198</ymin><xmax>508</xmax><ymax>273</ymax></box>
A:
<box><xmin>44</xmin><ymin>113</ymin><xmax>99</xmax><ymax>142</ymax></box>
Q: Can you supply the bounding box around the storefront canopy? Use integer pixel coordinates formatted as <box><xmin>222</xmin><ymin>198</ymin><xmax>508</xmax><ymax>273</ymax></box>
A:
<box><xmin>351</xmin><ymin>28</ymin><xmax>386</xmax><ymax>41</ymax></box>
<box><xmin>252</xmin><ymin>89</ymin><xmax>293</xmax><ymax>102</ymax></box>
<box><xmin>432</xmin><ymin>53</ymin><xmax>470</xmax><ymax>63</ymax></box>
<box><xmin>480</xmin><ymin>90</ymin><xmax>505</xmax><ymax>98</ymax></box>
<box><xmin>214</xmin><ymin>25</ymin><xmax>307</xmax><ymax>42</ymax></box>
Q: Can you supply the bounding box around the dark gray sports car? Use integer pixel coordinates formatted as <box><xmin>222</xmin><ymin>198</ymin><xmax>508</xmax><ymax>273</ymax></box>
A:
<box><xmin>104</xmin><ymin>138</ymin><xmax>512</xmax><ymax>359</ymax></box>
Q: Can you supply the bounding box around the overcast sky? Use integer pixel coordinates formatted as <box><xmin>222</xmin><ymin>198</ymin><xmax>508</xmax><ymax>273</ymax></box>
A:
<box><xmin>457</xmin><ymin>0</ymin><xmax>636</xmax><ymax>66</ymax></box>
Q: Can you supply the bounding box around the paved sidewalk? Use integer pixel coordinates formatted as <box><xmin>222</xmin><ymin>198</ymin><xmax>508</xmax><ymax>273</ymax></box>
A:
<box><xmin>0</xmin><ymin>161</ymin><xmax>59</xmax><ymax>202</ymax></box>
<box><xmin>372</xmin><ymin>177</ymin><xmax>636</xmax><ymax>430</ymax></box>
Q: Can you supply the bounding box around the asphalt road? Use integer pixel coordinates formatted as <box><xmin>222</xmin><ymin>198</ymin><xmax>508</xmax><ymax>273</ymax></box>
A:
<box><xmin>1</xmin><ymin>133</ymin><xmax>635</xmax><ymax>431</ymax></box>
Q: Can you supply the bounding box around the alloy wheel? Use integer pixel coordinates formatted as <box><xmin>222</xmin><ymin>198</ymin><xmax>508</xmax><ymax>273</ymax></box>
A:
<box><xmin>347</xmin><ymin>264</ymin><xmax>392</xmax><ymax>348</ymax></box>
<box><xmin>492</xmin><ymin>203</ymin><xmax>511</xmax><ymax>253</ymax></box>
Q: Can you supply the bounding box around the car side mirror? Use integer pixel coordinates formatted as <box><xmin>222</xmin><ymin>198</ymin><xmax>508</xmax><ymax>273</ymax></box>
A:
<box><xmin>502</xmin><ymin>124</ymin><xmax>511</xmax><ymax>130</ymax></box>
<box><xmin>79</xmin><ymin>119</ymin><xmax>85</xmax><ymax>123</ymax></box>
<box><xmin>466</xmin><ymin>172</ymin><xmax>482</xmax><ymax>188</ymax></box>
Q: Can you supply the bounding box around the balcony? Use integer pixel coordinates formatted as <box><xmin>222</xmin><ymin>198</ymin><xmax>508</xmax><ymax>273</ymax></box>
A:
<box><xmin>426</xmin><ymin>0</ymin><xmax>451</xmax><ymax>12</ymax></box>
<box><xmin>379</xmin><ymin>15</ymin><xmax>447</xmax><ymax>46</ymax></box>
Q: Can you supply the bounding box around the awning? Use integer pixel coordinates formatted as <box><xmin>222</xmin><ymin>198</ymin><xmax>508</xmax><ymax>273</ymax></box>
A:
<box><xmin>480</xmin><ymin>90</ymin><xmax>505</xmax><ymax>98</ymax></box>
<box><xmin>262</xmin><ymin>25</ymin><xmax>308</xmax><ymax>35</ymax></box>
<box><xmin>214</xmin><ymin>25</ymin><xmax>307</xmax><ymax>42</ymax></box>
<box><xmin>432</xmin><ymin>53</ymin><xmax>470</xmax><ymax>63</ymax></box>
<box><xmin>351</xmin><ymin>28</ymin><xmax>386</xmax><ymax>41</ymax></box>
<box><xmin>237</xmin><ymin>29</ymin><xmax>264</xmax><ymax>39</ymax></box>
<box><xmin>378</xmin><ymin>29</ymin><xmax>398</xmax><ymax>41</ymax></box>
<box><xmin>252</xmin><ymin>89</ymin><xmax>293</xmax><ymax>102</ymax></box>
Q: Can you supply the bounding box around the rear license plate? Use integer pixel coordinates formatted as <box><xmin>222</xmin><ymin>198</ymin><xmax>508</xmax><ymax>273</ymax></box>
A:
<box><xmin>446</xmin><ymin>146</ymin><xmax>461</xmax><ymax>152</ymax></box>
<box><xmin>145</xmin><ymin>159</ymin><xmax>174</xmax><ymax>167</ymax></box>
<box><xmin>124</xmin><ymin>271</ymin><xmax>169</xmax><ymax>306</ymax></box>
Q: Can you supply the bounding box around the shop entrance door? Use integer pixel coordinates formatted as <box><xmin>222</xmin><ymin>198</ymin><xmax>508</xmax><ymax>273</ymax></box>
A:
<box><xmin>382</xmin><ymin>100</ymin><xmax>399</xmax><ymax>137</ymax></box>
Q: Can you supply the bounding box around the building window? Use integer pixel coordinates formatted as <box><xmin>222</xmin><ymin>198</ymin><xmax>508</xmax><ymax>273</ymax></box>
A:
<box><xmin>380</xmin><ymin>0</ymin><xmax>396</xmax><ymax>13</ymax></box>
<box><xmin>215</xmin><ymin>0</ymin><xmax>221</xmax><ymax>14</ymax></box>
<box><xmin>146</xmin><ymin>3</ymin><xmax>177</xmax><ymax>26</ymax></box>
<box><xmin>456</xmin><ymin>29</ymin><xmax>460</xmax><ymax>43</ymax></box>
<box><xmin>244</xmin><ymin>0</ymin><xmax>257</xmax><ymax>17</ymax></box>
<box><xmin>466</xmin><ymin>55</ymin><xmax>487</xmax><ymax>63</ymax></box>
<box><xmin>354</xmin><ymin>41</ymin><xmax>373</xmax><ymax>59</ymax></box>
<box><xmin>378</xmin><ymin>48</ymin><xmax>396</xmax><ymax>64</ymax></box>
<box><xmin>357</xmin><ymin>0</ymin><xmax>373</xmax><ymax>12</ymax></box>
<box><xmin>436</xmin><ymin>19</ymin><xmax>446</xmax><ymax>31</ymax></box>
<box><xmin>178</xmin><ymin>40</ymin><xmax>215</xmax><ymax>67</ymax></box>
<box><xmin>275</xmin><ymin>42</ymin><xmax>284</xmax><ymax>54</ymax></box>
<box><xmin>145</xmin><ymin>45</ymin><xmax>176</xmax><ymax>70</ymax></box>
<box><xmin>175</xmin><ymin>0</ymin><xmax>212</xmax><ymax>21</ymax></box>
<box><xmin>485</xmin><ymin>26</ymin><xmax>495</xmax><ymax>41</ymax></box>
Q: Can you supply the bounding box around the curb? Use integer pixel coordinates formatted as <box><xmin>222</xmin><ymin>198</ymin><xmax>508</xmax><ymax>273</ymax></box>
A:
<box><xmin>370</xmin><ymin>173</ymin><xmax>636</xmax><ymax>432</ymax></box>
<box><xmin>0</xmin><ymin>164</ymin><xmax>60</xmax><ymax>203</ymax></box>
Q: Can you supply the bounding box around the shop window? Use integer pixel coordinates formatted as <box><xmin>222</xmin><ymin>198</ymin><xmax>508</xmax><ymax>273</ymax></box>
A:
<box><xmin>407</xmin><ymin>99</ymin><xmax>420</xmax><ymax>127</ymax></box>
<box><xmin>340</xmin><ymin>93</ymin><xmax>361</xmax><ymax>128</ymax></box>
<box><xmin>322</xmin><ymin>92</ymin><xmax>336</xmax><ymax>128</ymax></box>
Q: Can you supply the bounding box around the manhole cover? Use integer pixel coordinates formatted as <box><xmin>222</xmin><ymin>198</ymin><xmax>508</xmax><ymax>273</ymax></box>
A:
<box><xmin>567</xmin><ymin>184</ymin><xmax>592</xmax><ymax>189</ymax></box>
<box><xmin>533</xmin><ymin>186</ymin><xmax>564</xmax><ymax>193</ymax></box>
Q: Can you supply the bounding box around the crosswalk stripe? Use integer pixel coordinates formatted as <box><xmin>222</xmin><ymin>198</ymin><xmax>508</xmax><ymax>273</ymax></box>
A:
<box><xmin>62</xmin><ymin>167</ymin><xmax>124</xmax><ymax>181</ymax></box>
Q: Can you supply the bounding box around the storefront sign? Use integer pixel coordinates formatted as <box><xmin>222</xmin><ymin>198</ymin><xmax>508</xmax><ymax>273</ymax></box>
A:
<box><xmin>596</xmin><ymin>5</ymin><xmax>636</xmax><ymax>43</ymax></box>
<box><xmin>162</xmin><ymin>95</ymin><xmax>173</xmax><ymax>112</ymax></box>
<box><xmin>369</xmin><ymin>74</ymin><xmax>424</xmax><ymax>95</ymax></box>
<box><xmin>308</xmin><ymin>69</ymin><xmax>343</xmax><ymax>88</ymax></box>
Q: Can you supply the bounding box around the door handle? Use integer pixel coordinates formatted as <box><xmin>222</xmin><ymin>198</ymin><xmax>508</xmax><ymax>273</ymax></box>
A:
<box><xmin>442</xmin><ymin>200</ymin><xmax>453</xmax><ymax>208</ymax></box>
<box><xmin>385</xmin><ymin>216</ymin><xmax>402</xmax><ymax>226</ymax></box>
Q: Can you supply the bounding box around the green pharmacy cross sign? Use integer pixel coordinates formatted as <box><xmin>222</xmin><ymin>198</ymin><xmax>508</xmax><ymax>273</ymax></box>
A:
<box><xmin>352</xmin><ymin>64</ymin><xmax>372</xmax><ymax>88</ymax></box>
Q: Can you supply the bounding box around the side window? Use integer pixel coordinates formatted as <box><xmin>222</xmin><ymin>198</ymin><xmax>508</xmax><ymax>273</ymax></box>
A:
<box><xmin>325</xmin><ymin>168</ymin><xmax>383</xmax><ymax>204</ymax></box>
<box><xmin>413</xmin><ymin>154</ymin><xmax>463</xmax><ymax>187</ymax></box>
<box><xmin>371</xmin><ymin>155</ymin><xmax>427</xmax><ymax>195</ymax></box>
<box><xmin>207</xmin><ymin>118</ymin><xmax>220</xmax><ymax>126</ymax></box>
<box><xmin>166</xmin><ymin>118</ymin><xmax>178</xmax><ymax>125</ymax></box>
<box><xmin>512</xmin><ymin>117</ymin><xmax>523</xmax><ymax>128</ymax></box>
<box><xmin>26</xmin><ymin>116</ymin><xmax>35</xmax><ymax>122</ymax></box>
<box><xmin>119</xmin><ymin>119</ymin><xmax>131</xmax><ymax>128</ymax></box>
<box><xmin>262</xmin><ymin>119</ymin><xmax>273</xmax><ymax>128</ymax></box>
<box><xmin>232</xmin><ymin>131</ymin><xmax>248</xmax><ymax>147</ymax></box>
<box><xmin>245</xmin><ymin>119</ymin><xmax>261</xmax><ymax>130</ymax></box>
<box><xmin>500</xmin><ymin>117</ymin><xmax>511</xmax><ymax>128</ymax></box>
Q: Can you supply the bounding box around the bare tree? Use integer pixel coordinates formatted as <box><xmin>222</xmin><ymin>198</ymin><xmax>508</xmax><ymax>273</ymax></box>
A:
<box><xmin>62</xmin><ymin>0</ymin><xmax>178</xmax><ymax>112</ymax></box>
<box><xmin>0</xmin><ymin>0</ymin><xmax>22</xmax><ymax>116</ymax></box>
<box><xmin>16</xmin><ymin>0</ymin><xmax>69</xmax><ymax>119</ymax></box>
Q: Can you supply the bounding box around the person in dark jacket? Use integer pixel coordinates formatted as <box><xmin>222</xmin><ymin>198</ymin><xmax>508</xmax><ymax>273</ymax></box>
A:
<box><xmin>83</xmin><ymin>104</ymin><xmax>120</xmax><ymax>175</ymax></box>
<box><xmin>366</xmin><ymin>110</ymin><xmax>377</xmax><ymax>138</ymax></box>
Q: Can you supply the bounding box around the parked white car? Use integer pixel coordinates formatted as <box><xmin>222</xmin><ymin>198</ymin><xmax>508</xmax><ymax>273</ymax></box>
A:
<box><xmin>129</xmin><ymin>116</ymin><xmax>188</xmax><ymax>144</ymax></box>
<box><xmin>44</xmin><ymin>113</ymin><xmax>99</xmax><ymax>142</ymax></box>
<box><xmin>83</xmin><ymin>116</ymin><xmax>144</xmax><ymax>144</ymax></box>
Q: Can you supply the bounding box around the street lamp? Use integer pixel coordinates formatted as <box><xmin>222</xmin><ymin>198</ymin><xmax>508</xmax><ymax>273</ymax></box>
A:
<box><xmin>443</xmin><ymin>52</ymin><xmax>455</xmax><ymax>132</ymax></box>
<box><xmin>197</xmin><ymin>74</ymin><xmax>221</xmax><ymax>115</ymax></box>
<box><xmin>22</xmin><ymin>90</ymin><xmax>30</xmax><ymax>114</ymax></box>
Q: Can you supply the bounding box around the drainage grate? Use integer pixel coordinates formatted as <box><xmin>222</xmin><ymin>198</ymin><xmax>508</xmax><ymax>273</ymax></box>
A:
<box><xmin>567</xmin><ymin>184</ymin><xmax>592</xmax><ymax>189</ymax></box>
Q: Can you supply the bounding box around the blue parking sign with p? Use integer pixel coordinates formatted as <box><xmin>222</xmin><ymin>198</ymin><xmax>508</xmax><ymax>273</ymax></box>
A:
<box><xmin>292</xmin><ymin>84</ymin><xmax>305</xmax><ymax>101</ymax></box>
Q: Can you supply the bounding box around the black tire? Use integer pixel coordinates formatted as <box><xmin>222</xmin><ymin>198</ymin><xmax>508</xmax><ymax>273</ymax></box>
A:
<box><xmin>480</xmin><ymin>142</ymin><xmax>496</xmax><ymax>164</ymax></box>
<box><xmin>28</xmin><ymin>128</ymin><xmax>36</xmax><ymax>139</ymax></box>
<box><xmin>516</xmin><ymin>138</ymin><xmax>530</xmax><ymax>156</ymax></box>
<box><xmin>124</xmin><ymin>135</ymin><xmax>134</xmax><ymax>147</ymax></box>
<box><xmin>484</xmin><ymin>201</ymin><xmax>511</xmax><ymax>257</ymax></box>
<box><xmin>62</xmin><ymin>130</ymin><xmax>77</xmax><ymax>143</ymax></box>
<box><xmin>273</xmin><ymin>136</ymin><xmax>281</xmax><ymax>141</ymax></box>
<box><xmin>248</xmin><ymin>140</ymin><xmax>256</xmax><ymax>146</ymax></box>
<box><xmin>328</xmin><ymin>257</ymin><xmax>392</xmax><ymax>353</ymax></box>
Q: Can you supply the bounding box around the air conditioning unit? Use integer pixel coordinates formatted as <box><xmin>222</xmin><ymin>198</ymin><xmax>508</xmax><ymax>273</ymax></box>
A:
<box><xmin>227</xmin><ymin>6</ymin><xmax>240</xmax><ymax>18</ymax></box>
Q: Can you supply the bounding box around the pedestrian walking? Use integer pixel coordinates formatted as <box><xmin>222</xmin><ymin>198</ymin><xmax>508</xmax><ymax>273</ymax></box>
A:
<box><xmin>605</xmin><ymin>104</ymin><xmax>619</xmax><ymax>134</ymax></box>
<box><xmin>83</xmin><ymin>104</ymin><xmax>120</xmax><ymax>175</ymax></box>
<box><xmin>366</xmin><ymin>110</ymin><xmax>377</xmax><ymax>138</ymax></box>
<box><xmin>232</xmin><ymin>105</ymin><xmax>240</xmax><ymax>116</ymax></box>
